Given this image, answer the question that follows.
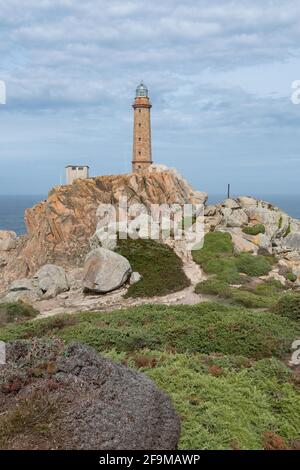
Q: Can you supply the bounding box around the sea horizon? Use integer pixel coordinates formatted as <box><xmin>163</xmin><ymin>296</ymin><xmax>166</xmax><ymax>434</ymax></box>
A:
<box><xmin>0</xmin><ymin>193</ymin><xmax>299</xmax><ymax>236</ymax></box>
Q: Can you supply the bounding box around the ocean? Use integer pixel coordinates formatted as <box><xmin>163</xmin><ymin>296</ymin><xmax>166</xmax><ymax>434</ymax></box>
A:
<box><xmin>0</xmin><ymin>194</ymin><xmax>299</xmax><ymax>236</ymax></box>
<box><xmin>0</xmin><ymin>195</ymin><xmax>45</xmax><ymax>236</ymax></box>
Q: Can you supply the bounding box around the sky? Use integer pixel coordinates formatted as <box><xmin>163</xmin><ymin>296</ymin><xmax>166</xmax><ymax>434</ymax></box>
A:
<box><xmin>0</xmin><ymin>0</ymin><xmax>300</xmax><ymax>196</ymax></box>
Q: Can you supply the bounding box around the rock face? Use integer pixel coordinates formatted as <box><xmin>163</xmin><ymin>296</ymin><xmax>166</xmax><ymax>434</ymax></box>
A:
<box><xmin>0</xmin><ymin>169</ymin><xmax>207</xmax><ymax>290</ymax></box>
<box><xmin>0</xmin><ymin>339</ymin><xmax>180</xmax><ymax>450</ymax></box>
<box><xmin>83</xmin><ymin>248</ymin><xmax>132</xmax><ymax>293</ymax></box>
<box><xmin>0</xmin><ymin>231</ymin><xmax>17</xmax><ymax>251</ymax></box>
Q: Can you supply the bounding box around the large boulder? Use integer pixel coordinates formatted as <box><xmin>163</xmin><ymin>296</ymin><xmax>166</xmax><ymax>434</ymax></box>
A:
<box><xmin>0</xmin><ymin>340</ymin><xmax>180</xmax><ymax>450</ymax></box>
<box><xmin>0</xmin><ymin>231</ymin><xmax>17</xmax><ymax>252</ymax></box>
<box><xmin>34</xmin><ymin>264</ymin><xmax>69</xmax><ymax>299</ymax></box>
<box><xmin>83</xmin><ymin>248</ymin><xmax>132</xmax><ymax>293</ymax></box>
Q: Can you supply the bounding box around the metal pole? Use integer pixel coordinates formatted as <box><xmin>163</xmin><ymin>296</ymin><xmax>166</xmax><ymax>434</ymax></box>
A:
<box><xmin>227</xmin><ymin>184</ymin><xmax>230</xmax><ymax>199</ymax></box>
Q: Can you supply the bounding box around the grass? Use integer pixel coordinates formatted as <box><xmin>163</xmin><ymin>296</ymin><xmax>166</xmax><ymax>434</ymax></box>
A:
<box><xmin>0</xmin><ymin>302</ymin><xmax>39</xmax><ymax>325</ymax></box>
<box><xmin>0</xmin><ymin>303</ymin><xmax>298</xmax><ymax>360</ymax></box>
<box><xmin>116</xmin><ymin>238</ymin><xmax>190</xmax><ymax>298</ymax></box>
<box><xmin>242</xmin><ymin>224</ymin><xmax>266</xmax><ymax>236</ymax></box>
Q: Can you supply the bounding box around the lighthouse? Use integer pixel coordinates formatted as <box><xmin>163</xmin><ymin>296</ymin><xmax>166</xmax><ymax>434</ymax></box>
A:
<box><xmin>132</xmin><ymin>82</ymin><xmax>153</xmax><ymax>173</ymax></box>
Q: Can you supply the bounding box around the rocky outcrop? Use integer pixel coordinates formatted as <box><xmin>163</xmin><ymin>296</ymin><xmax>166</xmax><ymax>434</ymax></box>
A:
<box><xmin>0</xmin><ymin>339</ymin><xmax>180</xmax><ymax>450</ymax></box>
<box><xmin>83</xmin><ymin>248</ymin><xmax>132</xmax><ymax>294</ymax></box>
<box><xmin>206</xmin><ymin>196</ymin><xmax>300</xmax><ymax>285</ymax></box>
<box><xmin>0</xmin><ymin>170</ymin><xmax>207</xmax><ymax>290</ymax></box>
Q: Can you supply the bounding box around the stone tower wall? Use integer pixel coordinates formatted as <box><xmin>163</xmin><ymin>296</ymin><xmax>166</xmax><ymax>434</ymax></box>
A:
<box><xmin>132</xmin><ymin>96</ymin><xmax>152</xmax><ymax>172</ymax></box>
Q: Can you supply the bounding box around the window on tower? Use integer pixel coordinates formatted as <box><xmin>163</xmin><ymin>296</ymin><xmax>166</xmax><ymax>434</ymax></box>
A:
<box><xmin>138</xmin><ymin>137</ymin><xmax>141</xmax><ymax>141</ymax></box>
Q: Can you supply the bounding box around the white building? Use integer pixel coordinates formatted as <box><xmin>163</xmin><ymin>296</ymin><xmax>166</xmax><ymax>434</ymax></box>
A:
<box><xmin>66</xmin><ymin>165</ymin><xmax>89</xmax><ymax>185</ymax></box>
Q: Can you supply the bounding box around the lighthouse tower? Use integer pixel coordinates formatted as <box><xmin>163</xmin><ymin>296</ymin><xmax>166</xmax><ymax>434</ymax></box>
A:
<box><xmin>132</xmin><ymin>82</ymin><xmax>153</xmax><ymax>173</ymax></box>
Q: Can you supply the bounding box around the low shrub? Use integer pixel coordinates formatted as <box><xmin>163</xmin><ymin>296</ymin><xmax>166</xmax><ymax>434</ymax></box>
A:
<box><xmin>235</xmin><ymin>253</ymin><xmax>274</xmax><ymax>277</ymax></box>
<box><xmin>193</xmin><ymin>233</ymin><xmax>273</xmax><ymax>281</ymax></box>
<box><xmin>116</xmin><ymin>239</ymin><xmax>190</xmax><ymax>298</ymax></box>
<box><xmin>195</xmin><ymin>279</ymin><xmax>231</xmax><ymax>297</ymax></box>
<box><xmin>0</xmin><ymin>303</ymin><xmax>298</xmax><ymax>360</ymax></box>
<box><xmin>286</xmin><ymin>272</ymin><xmax>297</xmax><ymax>283</ymax></box>
<box><xmin>0</xmin><ymin>302</ymin><xmax>39</xmax><ymax>325</ymax></box>
<box><xmin>242</xmin><ymin>224</ymin><xmax>266</xmax><ymax>236</ymax></box>
<box><xmin>192</xmin><ymin>232</ymin><xmax>233</xmax><ymax>267</ymax></box>
<box><xmin>132</xmin><ymin>353</ymin><xmax>299</xmax><ymax>450</ymax></box>
<box><xmin>201</xmin><ymin>257</ymin><xmax>241</xmax><ymax>283</ymax></box>
<box><xmin>230</xmin><ymin>290</ymin><xmax>275</xmax><ymax>309</ymax></box>
<box><xmin>272</xmin><ymin>294</ymin><xmax>300</xmax><ymax>321</ymax></box>
<box><xmin>195</xmin><ymin>279</ymin><xmax>279</xmax><ymax>309</ymax></box>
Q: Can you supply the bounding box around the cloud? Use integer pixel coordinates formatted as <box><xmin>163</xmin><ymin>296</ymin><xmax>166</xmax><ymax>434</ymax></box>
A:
<box><xmin>1</xmin><ymin>0</ymin><xmax>300</xmax><ymax>194</ymax></box>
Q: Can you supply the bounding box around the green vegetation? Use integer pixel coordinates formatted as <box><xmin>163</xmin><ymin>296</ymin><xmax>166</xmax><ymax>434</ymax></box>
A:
<box><xmin>0</xmin><ymin>303</ymin><xmax>299</xmax><ymax>450</ymax></box>
<box><xmin>286</xmin><ymin>272</ymin><xmax>297</xmax><ymax>283</ymax></box>
<box><xmin>193</xmin><ymin>232</ymin><xmax>279</xmax><ymax>308</ymax></box>
<box><xmin>1</xmin><ymin>234</ymin><xmax>299</xmax><ymax>450</ymax></box>
<box><xmin>278</xmin><ymin>216</ymin><xmax>283</xmax><ymax>229</ymax></box>
<box><xmin>235</xmin><ymin>252</ymin><xmax>274</xmax><ymax>277</ymax></box>
<box><xmin>283</xmin><ymin>223</ymin><xmax>291</xmax><ymax>238</ymax></box>
<box><xmin>136</xmin><ymin>354</ymin><xmax>299</xmax><ymax>449</ymax></box>
<box><xmin>242</xmin><ymin>224</ymin><xmax>265</xmax><ymax>236</ymax></box>
<box><xmin>272</xmin><ymin>294</ymin><xmax>300</xmax><ymax>321</ymax></box>
<box><xmin>196</xmin><ymin>278</ymin><xmax>284</xmax><ymax>309</ymax></box>
<box><xmin>0</xmin><ymin>302</ymin><xmax>38</xmax><ymax>326</ymax></box>
<box><xmin>193</xmin><ymin>232</ymin><xmax>273</xmax><ymax>282</ymax></box>
<box><xmin>0</xmin><ymin>303</ymin><xmax>298</xmax><ymax>360</ymax></box>
<box><xmin>116</xmin><ymin>238</ymin><xmax>190</xmax><ymax>298</ymax></box>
